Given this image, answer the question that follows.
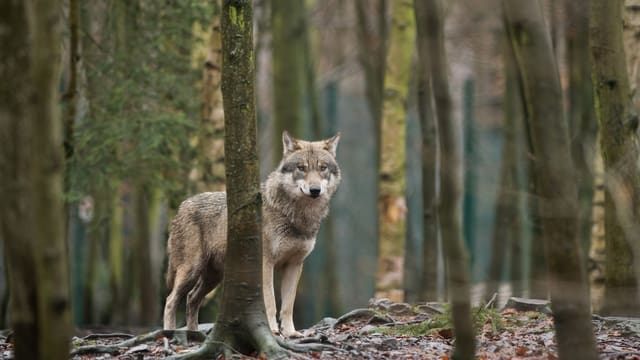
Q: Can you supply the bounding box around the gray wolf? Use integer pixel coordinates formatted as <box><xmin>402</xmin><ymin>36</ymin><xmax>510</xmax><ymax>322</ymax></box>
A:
<box><xmin>163</xmin><ymin>131</ymin><xmax>341</xmax><ymax>337</ymax></box>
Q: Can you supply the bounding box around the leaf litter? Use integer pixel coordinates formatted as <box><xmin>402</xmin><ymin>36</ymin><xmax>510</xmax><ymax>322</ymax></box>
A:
<box><xmin>2</xmin><ymin>298</ymin><xmax>639</xmax><ymax>359</ymax></box>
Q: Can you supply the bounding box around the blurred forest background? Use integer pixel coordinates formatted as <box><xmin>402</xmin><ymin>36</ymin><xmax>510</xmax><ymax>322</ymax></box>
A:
<box><xmin>2</xmin><ymin>0</ymin><xmax>640</xmax><ymax>334</ymax></box>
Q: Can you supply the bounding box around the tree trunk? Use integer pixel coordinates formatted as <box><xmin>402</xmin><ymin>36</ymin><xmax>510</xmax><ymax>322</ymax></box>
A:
<box><xmin>133</xmin><ymin>184</ymin><xmax>157</xmax><ymax>325</ymax></box>
<box><xmin>420</xmin><ymin>0</ymin><xmax>475</xmax><ymax>358</ymax></box>
<box><xmin>355</xmin><ymin>0</ymin><xmax>388</xmax><ymax>150</ymax></box>
<box><xmin>413</xmin><ymin>0</ymin><xmax>440</xmax><ymax>302</ymax></box>
<box><xmin>624</xmin><ymin>0</ymin><xmax>640</xmax><ymax>111</ymax></box>
<box><xmin>271</xmin><ymin>0</ymin><xmax>312</xmax><ymax>164</ymax></box>
<box><xmin>192</xmin><ymin>1</ymin><xmax>226</xmax><ymax>193</ymax></box>
<box><xmin>108</xmin><ymin>186</ymin><xmax>126</xmax><ymax>324</ymax></box>
<box><xmin>377</xmin><ymin>0</ymin><xmax>415</xmax><ymax>298</ymax></box>
<box><xmin>171</xmin><ymin>1</ymin><xmax>284</xmax><ymax>357</ymax></box>
<box><xmin>590</xmin><ymin>0</ymin><xmax>640</xmax><ymax>316</ymax></box>
<box><xmin>566</xmin><ymin>0</ymin><xmax>598</xmax><ymax>260</ymax></box>
<box><xmin>503</xmin><ymin>1</ymin><xmax>598</xmax><ymax>359</ymax></box>
<box><xmin>0</xmin><ymin>0</ymin><xmax>72</xmax><ymax>359</ymax></box>
<box><xmin>486</xmin><ymin>36</ymin><xmax>525</xmax><ymax>301</ymax></box>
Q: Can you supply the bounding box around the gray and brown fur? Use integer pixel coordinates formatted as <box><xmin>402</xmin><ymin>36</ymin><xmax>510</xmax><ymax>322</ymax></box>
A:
<box><xmin>163</xmin><ymin>131</ymin><xmax>341</xmax><ymax>337</ymax></box>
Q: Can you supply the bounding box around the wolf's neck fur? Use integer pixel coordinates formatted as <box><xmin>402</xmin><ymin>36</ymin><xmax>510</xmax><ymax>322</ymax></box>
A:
<box><xmin>262</xmin><ymin>174</ymin><xmax>331</xmax><ymax>239</ymax></box>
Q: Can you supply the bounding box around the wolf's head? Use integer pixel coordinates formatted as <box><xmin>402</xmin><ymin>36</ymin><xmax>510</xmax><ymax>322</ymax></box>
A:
<box><xmin>274</xmin><ymin>131</ymin><xmax>341</xmax><ymax>201</ymax></box>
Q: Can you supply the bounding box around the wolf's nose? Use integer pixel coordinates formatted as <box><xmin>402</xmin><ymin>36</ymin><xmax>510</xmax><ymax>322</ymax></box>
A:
<box><xmin>309</xmin><ymin>185</ymin><xmax>321</xmax><ymax>198</ymax></box>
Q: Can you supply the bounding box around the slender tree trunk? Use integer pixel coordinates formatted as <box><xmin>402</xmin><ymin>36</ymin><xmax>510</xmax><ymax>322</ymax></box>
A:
<box><xmin>0</xmin><ymin>0</ymin><xmax>72</xmax><ymax>358</ymax></box>
<box><xmin>108</xmin><ymin>185</ymin><xmax>126</xmax><ymax>324</ymax></box>
<box><xmin>566</xmin><ymin>0</ymin><xmax>598</xmax><ymax>260</ymax></box>
<box><xmin>503</xmin><ymin>1</ymin><xmax>598</xmax><ymax>359</ymax></box>
<box><xmin>420</xmin><ymin>0</ymin><xmax>475</xmax><ymax>358</ymax></box>
<box><xmin>413</xmin><ymin>0</ymin><xmax>440</xmax><ymax>302</ymax></box>
<box><xmin>503</xmin><ymin>37</ymin><xmax>527</xmax><ymax>298</ymax></box>
<box><xmin>377</xmin><ymin>0</ymin><xmax>415</xmax><ymax>297</ymax></box>
<box><xmin>590</xmin><ymin>0</ymin><xmax>640</xmax><ymax>316</ymax></box>
<box><xmin>170</xmin><ymin>1</ymin><xmax>285</xmax><ymax>357</ymax></box>
<box><xmin>355</xmin><ymin>0</ymin><xmax>388</xmax><ymax>151</ymax></box>
<box><xmin>193</xmin><ymin>1</ymin><xmax>226</xmax><ymax>193</ymax></box>
<box><xmin>133</xmin><ymin>185</ymin><xmax>157</xmax><ymax>325</ymax></box>
<box><xmin>271</xmin><ymin>0</ymin><xmax>311</xmax><ymax>163</ymax></box>
<box><xmin>486</xmin><ymin>37</ymin><xmax>525</xmax><ymax>300</ymax></box>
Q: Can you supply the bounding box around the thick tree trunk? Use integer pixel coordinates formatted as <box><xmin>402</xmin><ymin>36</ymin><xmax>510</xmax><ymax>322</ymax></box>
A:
<box><xmin>377</xmin><ymin>0</ymin><xmax>415</xmax><ymax>297</ymax></box>
<box><xmin>413</xmin><ymin>0</ymin><xmax>440</xmax><ymax>302</ymax></box>
<box><xmin>590</xmin><ymin>0</ymin><xmax>640</xmax><ymax>316</ymax></box>
<box><xmin>420</xmin><ymin>0</ymin><xmax>475</xmax><ymax>358</ymax></box>
<box><xmin>504</xmin><ymin>1</ymin><xmax>598</xmax><ymax>359</ymax></box>
<box><xmin>170</xmin><ymin>1</ymin><xmax>284</xmax><ymax>358</ymax></box>
<box><xmin>0</xmin><ymin>0</ymin><xmax>72</xmax><ymax>359</ymax></box>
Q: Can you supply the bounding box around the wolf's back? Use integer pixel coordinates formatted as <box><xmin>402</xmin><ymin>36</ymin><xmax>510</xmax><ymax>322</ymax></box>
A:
<box><xmin>166</xmin><ymin>192</ymin><xmax>227</xmax><ymax>291</ymax></box>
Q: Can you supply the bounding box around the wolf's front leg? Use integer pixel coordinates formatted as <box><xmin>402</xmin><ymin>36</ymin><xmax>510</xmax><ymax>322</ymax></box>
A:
<box><xmin>280</xmin><ymin>262</ymin><xmax>304</xmax><ymax>338</ymax></box>
<box><xmin>263</xmin><ymin>260</ymin><xmax>279</xmax><ymax>333</ymax></box>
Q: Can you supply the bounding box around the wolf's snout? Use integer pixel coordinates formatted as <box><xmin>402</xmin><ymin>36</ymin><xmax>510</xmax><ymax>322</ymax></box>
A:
<box><xmin>309</xmin><ymin>185</ymin><xmax>321</xmax><ymax>198</ymax></box>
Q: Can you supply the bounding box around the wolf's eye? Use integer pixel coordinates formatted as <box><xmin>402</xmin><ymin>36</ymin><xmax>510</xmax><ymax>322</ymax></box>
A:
<box><xmin>319</xmin><ymin>164</ymin><xmax>328</xmax><ymax>171</ymax></box>
<box><xmin>297</xmin><ymin>165</ymin><xmax>306</xmax><ymax>172</ymax></box>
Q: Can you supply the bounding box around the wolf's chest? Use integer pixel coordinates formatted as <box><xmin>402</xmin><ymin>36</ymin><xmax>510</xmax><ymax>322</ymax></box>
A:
<box><xmin>266</xmin><ymin>233</ymin><xmax>316</xmax><ymax>266</ymax></box>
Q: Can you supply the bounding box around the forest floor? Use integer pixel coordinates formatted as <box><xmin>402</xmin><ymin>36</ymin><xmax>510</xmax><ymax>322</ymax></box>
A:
<box><xmin>3</xmin><ymin>297</ymin><xmax>640</xmax><ymax>360</ymax></box>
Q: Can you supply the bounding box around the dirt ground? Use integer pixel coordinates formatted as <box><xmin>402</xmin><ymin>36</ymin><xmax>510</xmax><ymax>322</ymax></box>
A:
<box><xmin>3</xmin><ymin>298</ymin><xmax>640</xmax><ymax>360</ymax></box>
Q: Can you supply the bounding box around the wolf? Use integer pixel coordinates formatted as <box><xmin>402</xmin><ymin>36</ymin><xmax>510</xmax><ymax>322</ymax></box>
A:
<box><xmin>163</xmin><ymin>131</ymin><xmax>341</xmax><ymax>337</ymax></box>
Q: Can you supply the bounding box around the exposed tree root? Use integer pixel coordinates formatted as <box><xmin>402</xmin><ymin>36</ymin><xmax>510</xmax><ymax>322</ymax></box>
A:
<box><xmin>70</xmin><ymin>329</ymin><xmax>206</xmax><ymax>356</ymax></box>
<box><xmin>333</xmin><ymin>308</ymin><xmax>375</xmax><ymax>328</ymax></box>
<box><xmin>276</xmin><ymin>336</ymin><xmax>344</xmax><ymax>353</ymax></box>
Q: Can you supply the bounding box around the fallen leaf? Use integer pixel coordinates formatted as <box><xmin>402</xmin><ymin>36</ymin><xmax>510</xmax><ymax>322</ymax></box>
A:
<box><xmin>516</xmin><ymin>346</ymin><xmax>527</xmax><ymax>356</ymax></box>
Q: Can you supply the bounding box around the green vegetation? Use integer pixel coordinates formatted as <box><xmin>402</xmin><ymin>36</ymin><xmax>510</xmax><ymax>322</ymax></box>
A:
<box><xmin>374</xmin><ymin>305</ymin><xmax>505</xmax><ymax>337</ymax></box>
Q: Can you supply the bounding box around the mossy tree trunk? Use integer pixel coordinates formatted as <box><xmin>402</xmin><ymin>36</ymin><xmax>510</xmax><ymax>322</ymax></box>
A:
<box><xmin>0</xmin><ymin>0</ymin><xmax>72</xmax><ymax>359</ymax></box>
<box><xmin>504</xmin><ymin>1</ymin><xmax>598</xmax><ymax>359</ymax></box>
<box><xmin>170</xmin><ymin>1</ymin><xmax>284</xmax><ymax>358</ymax></box>
<box><xmin>413</xmin><ymin>0</ymin><xmax>440</xmax><ymax>302</ymax></box>
<box><xmin>378</xmin><ymin>0</ymin><xmax>415</xmax><ymax>296</ymax></box>
<box><xmin>420</xmin><ymin>0</ymin><xmax>475</xmax><ymax>358</ymax></box>
<box><xmin>590</xmin><ymin>0</ymin><xmax>640</xmax><ymax>316</ymax></box>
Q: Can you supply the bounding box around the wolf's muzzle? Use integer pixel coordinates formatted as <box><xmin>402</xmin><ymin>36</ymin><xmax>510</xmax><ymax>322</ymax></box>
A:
<box><xmin>309</xmin><ymin>185</ymin><xmax>321</xmax><ymax>198</ymax></box>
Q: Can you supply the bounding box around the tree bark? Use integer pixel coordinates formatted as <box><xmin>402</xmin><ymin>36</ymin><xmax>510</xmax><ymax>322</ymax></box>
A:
<box><xmin>503</xmin><ymin>1</ymin><xmax>598</xmax><ymax>359</ymax></box>
<box><xmin>169</xmin><ymin>1</ymin><xmax>284</xmax><ymax>357</ymax></box>
<box><xmin>566</xmin><ymin>0</ymin><xmax>598</xmax><ymax>260</ymax></box>
<box><xmin>413</xmin><ymin>0</ymin><xmax>440</xmax><ymax>302</ymax></box>
<box><xmin>377</xmin><ymin>0</ymin><xmax>415</xmax><ymax>297</ymax></box>
<box><xmin>420</xmin><ymin>0</ymin><xmax>475</xmax><ymax>358</ymax></box>
<box><xmin>0</xmin><ymin>0</ymin><xmax>72</xmax><ymax>358</ymax></box>
<box><xmin>271</xmin><ymin>0</ymin><xmax>312</xmax><ymax>164</ymax></box>
<box><xmin>355</xmin><ymin>0</ymin><xmax>388</xmax><ymax>149</ymax></box>
<box><xmin>590</xmin><ymin>0</ymin><xmax>640</xmax><ymax>316</ymax></box>
<box><xmin>486</xmin><ymin>35</ymin><xmax>525</xmax><ymax>300</ymax></box>
<box><xmin>192</xmin><ymin>1</ymin><xmax>226</xmax><ymax>194</ymax></box>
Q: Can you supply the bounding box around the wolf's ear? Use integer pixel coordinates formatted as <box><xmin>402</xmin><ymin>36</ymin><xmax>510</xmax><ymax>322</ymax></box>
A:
<box><xmin>323</xmin><ymin>132</ymin><xmax>340</xmax><ymax>157</ymax></box>
<box><xmin>282</xmin><ymin>131</ymin><xmax>301</xmax><ymax>155</ymax></box>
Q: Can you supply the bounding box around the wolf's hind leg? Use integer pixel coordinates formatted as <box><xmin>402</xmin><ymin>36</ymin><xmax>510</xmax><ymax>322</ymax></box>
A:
<box><xmin>279</xmin><ymin>262</ymin><xmax>304</xmax><ymax>338</ymax></box>
<box><xmin>186</xmin><ymin>270</ymin><xmax>221</xmax><ymax>331</ymax></box>
<box><xmin>163</xmin><ymin>269</ymin><xmax>193</xmax><ymax>330</ymax></box>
